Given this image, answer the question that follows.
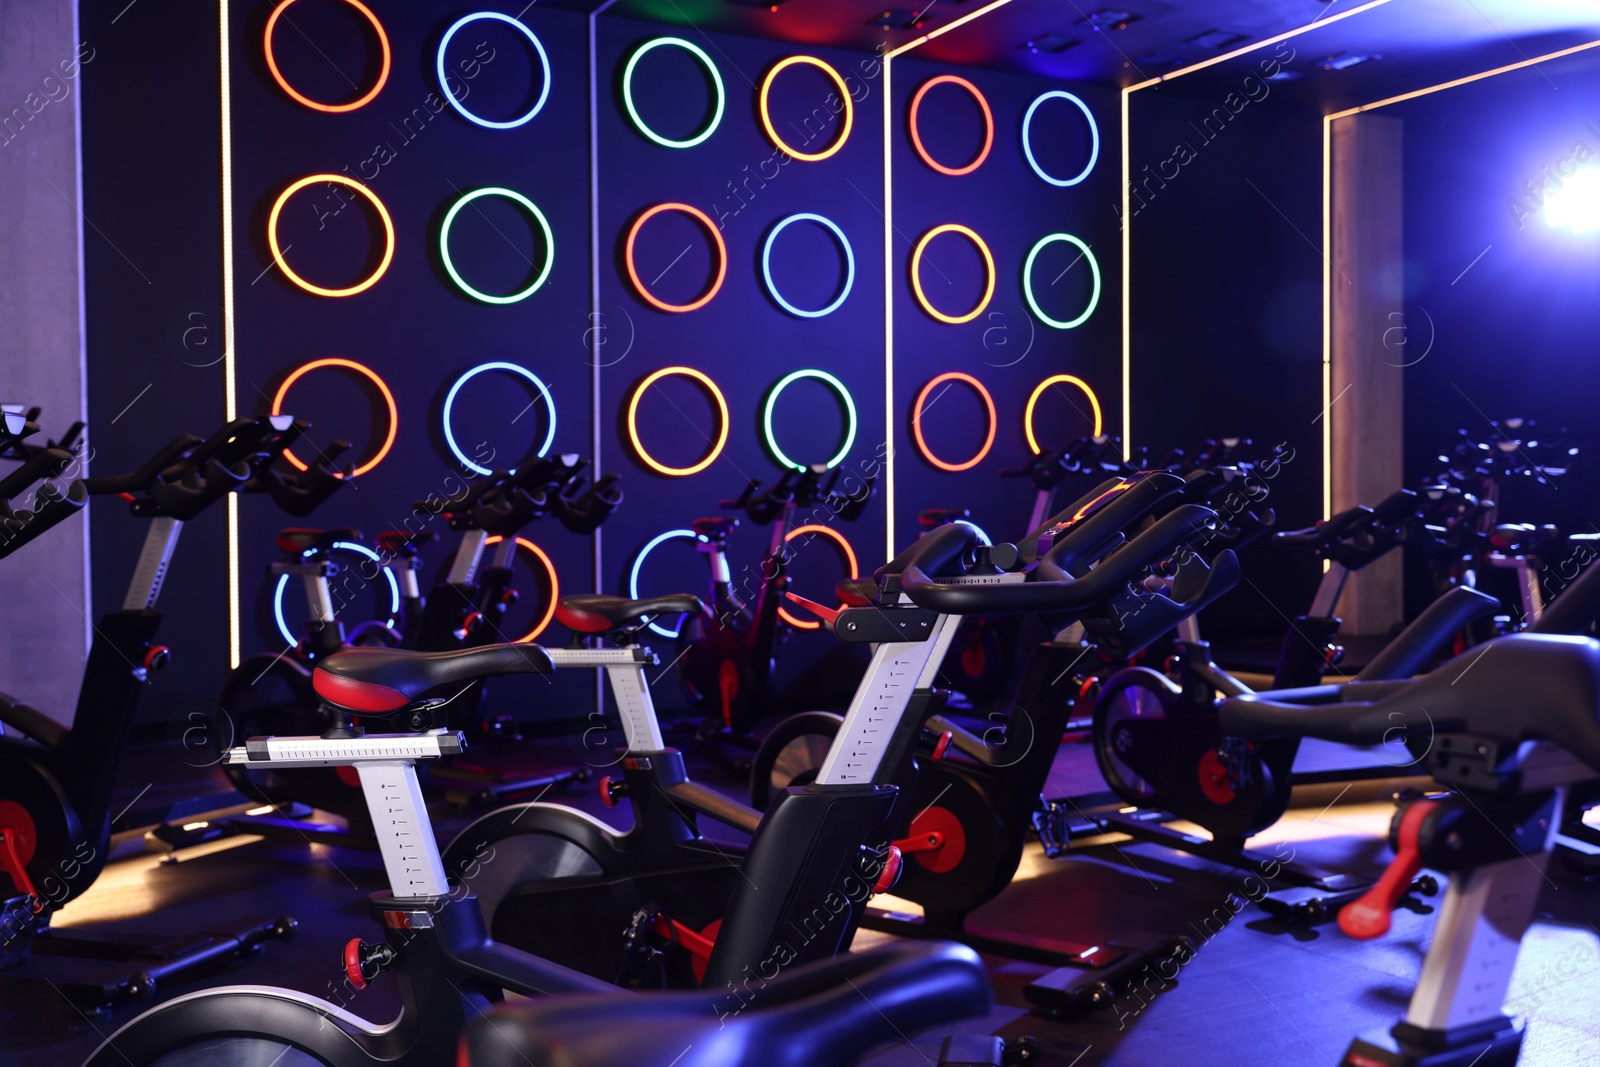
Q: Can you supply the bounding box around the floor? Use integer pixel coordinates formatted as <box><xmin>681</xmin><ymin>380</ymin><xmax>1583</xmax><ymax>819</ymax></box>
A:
<box><xmin>3</xmin><ymin>728</ymin><xmax>1599</xmax><ymax>1067</ymax></box>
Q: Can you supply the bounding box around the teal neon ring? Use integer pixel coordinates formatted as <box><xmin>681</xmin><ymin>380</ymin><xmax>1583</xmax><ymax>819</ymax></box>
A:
<box><xmin>761</xmin><ymin>213</ymin><xmax>855</xmax><ymax>318</ymax></box>
<box><xmin>440</xmin><ymin>188</ymin><xmax>554</xmax><ymax>304</ymax></box>
<box><xmin>622</xmin><ymin>37</ymin><xmax>725</xmax><ymax>149</ymax></box>
<box><xmin>1023</xmin><ymin>233</ymin><xmax>1101</xmax><ymax>330</ymax></box>
<box><xmin>762</xmin><ymin>369</ymin><xmax>857</xmax><ymax>471</ymax></box>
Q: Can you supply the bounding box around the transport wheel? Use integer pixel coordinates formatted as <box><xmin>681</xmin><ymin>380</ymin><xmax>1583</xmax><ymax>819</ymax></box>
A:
<box><xmin>1092</xmin><ymin>667</ymin><xmax>1180</xmax><ymax>804</ymax></box>
<box><xmin>748</xmin><ymin>711</ymin><xmax>842</xmax><ymax>811</ymax></box>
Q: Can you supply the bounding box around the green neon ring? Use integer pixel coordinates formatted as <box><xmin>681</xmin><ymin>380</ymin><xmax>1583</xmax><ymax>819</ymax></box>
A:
<box><xmin>1022</xmin><ymin>233</ymin><xmax>1101</xmax><ymax>330</ymax></box>
<box><xmin>622</xmin><ymin>37</ymin><xmax>725</xmax><ymax>149</ymax></box>
<box><xmin>440</xmin><ymin>188</ymin><xmax>555</xmax><ymax>304</ymax></box>
<box><xmin>762</xmin><ymin>369</ymin><xmax>857</xmax><ymax>471</ymax></box>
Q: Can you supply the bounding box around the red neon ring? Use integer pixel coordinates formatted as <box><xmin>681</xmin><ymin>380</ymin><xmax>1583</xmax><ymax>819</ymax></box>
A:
<box><xmin>909</xmin><ymin>75</ymin><xmax>993</xmax><ymax>177</ymax></box>
<box><xmin>777</xmin><ymin>524</ymin><xmax>859</xmax><ymax>631</ymax></box>
<box><xmin>484</xmin><ymin>536</ymin><xmax>559</xmax><ymax>642</ymax></box>
<box><xmin>264</xmin><ymin>0</ymin><xmax>391</xmax><ymax>113</ymax></box>
<box><xmin>270</xmin><ymin>358</ymin><xmax>398</xmax><ymax>476</ymax></box>
<box><xmin>911</xmin><ymin>373</ymin><xmax>996</xmax><ymax>473</ymax></box>
<box><xmin>624</xmin><ymin>203</ymin><xmax>727</xmax><ymax>313</ymax></box>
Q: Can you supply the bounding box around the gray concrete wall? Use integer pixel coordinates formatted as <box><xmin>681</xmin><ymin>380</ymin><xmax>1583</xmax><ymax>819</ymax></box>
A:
<box><xmin>0</xmin><ymin>0</ymin><xmax>92</xmax><ymax>723</ymax></box>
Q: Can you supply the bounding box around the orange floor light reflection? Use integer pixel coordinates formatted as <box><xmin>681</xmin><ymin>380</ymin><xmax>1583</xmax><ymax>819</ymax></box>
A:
<box><xmin>909</xmin><ymin>75</ymin><xmax>993</xmax><ymax>176</ymax></box>
<box><xmin>270</xmin><ymin>358</ymin><xmax>397</xmax><ymax>476</ymax></box>
<box><xmin>912</xmin><ymin>372</ymin><xmax>996</xmax><ymax>472</ymax></box>
<box><xmin>484</xmin><ymin>536</ymin><xmax>559</xmax><ymax>641</ymax></box>
<box><xmin>264</xmin><ymin>0</ymin><xmax>390</xmax><ymax>113</ymax></box>
<box><xmin>1024</xmin><ymin>375</ymin><xmax>1102</xmax><ymax>454</ymax></box>
<box><xmin>268</xmin><ymin>174</ymin><xmax>395</xmax><ymax>297</ymax></box>
<box><xmin>760</xmin><ymin>56</ymin><xmax>853</xmax><ymax>161</ymax></box>
<box><xmin>626</xmin><ymin>366</ymin><xmax>730</xmax><ymax>476</ymax></box>
<box><xmin>777</xmin><ymin>524</ymin><xmax>860</xmax><ymax>630</ymax></box>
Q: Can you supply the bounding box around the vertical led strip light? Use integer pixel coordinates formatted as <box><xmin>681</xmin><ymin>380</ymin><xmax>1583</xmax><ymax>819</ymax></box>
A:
<box><xmin>883</xmin><ymin>0</ymin><xmax>1018</xmax><ymax>560</ymax></box>
<box><xmin>219</xmin><ymin>0</ymin><xmax>240</xmax><ymax>668</ymax></box>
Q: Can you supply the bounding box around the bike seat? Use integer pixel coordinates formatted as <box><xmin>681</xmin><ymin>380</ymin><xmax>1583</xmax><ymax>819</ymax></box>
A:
<box><xmin>557</xmin><ymin>594</ymin><xmax>704</xmax><ymax>634</ymax></box>
<box><xmin>691</xmin><ymin>515</ymin><xmax>737</xmax><ymax>536</ymax></box>
<box><xmin>918</xmin><ymin>507</ymin><xmax>969</xmax><ymax>529</ymax></box>
<box><xmin>459</xmin><ymin>941</ymin><xmax>991</xmax><ymax>1067</ymax></box>
<box><xmin>375</xmin><ymin>529</ymin><xmax>438</xmax><ymax>555</ymax></box>
<box><xmin>836</xmin><ymin>577</ymin><xmax>878</xmax><ymax>607</ymax></box>
<box><xmin>313</xmin><ymin>644</ymin><xmax>554</xmax><ymax>714</ymax></box>
<box><xmin>1219</xmin><ymin>633</ymin><xmax>1600</xmax><ymax>776</ymax></box>
<box><xmin>276</xmin><ymin>527</ymin><xmax>362</xmax><ymax>556</ymax></box>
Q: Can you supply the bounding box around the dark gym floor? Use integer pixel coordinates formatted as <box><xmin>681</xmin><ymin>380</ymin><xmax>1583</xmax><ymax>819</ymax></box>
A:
<box><xmin>4</xmin><ymin>728</ymin><xmax>1599</xmax><ymax>1067</ymax></box>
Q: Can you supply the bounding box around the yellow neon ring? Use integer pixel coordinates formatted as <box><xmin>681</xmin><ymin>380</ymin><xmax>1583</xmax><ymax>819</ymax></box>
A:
<box><xmin>910</xmin><ymin>224</ymin><xmax>995</xmax><ymax>325</ymax></box>
<box><xmin>484</xmin><ymin>535</ymin><xmax>559</xmax><ymax>641</ymax></box>
<box><xmin>1024</xmin><ymin>375</ymin><xmax>1103</xmax><ymax>454</ymax></box>
<box><xmin>758</xmin><ymin>56</ymin><xmax>853</xmax><ymax>162</ymax></box>
<box><xmin>264</xmin><ymin>0</ymin><xmax>391</xmax><ymax>113</ymax></box>
<box><xmin>270</xmin><ymin>357</ymin><xmax>398</xmax><ymax>476</ymax></box>
<box><xmin>777</xmin><ymin>524</ymin><xmax>860</xmax><ymax>631</ymax></box>
<box><xmin>626</xmin><ymin>366</ymin><xmax>730</xmax><ymax>476</ymax></box>
<box><xmin>911</xmin><ymin>372</ymin><xmax>996</xmax><ymax>473</ymax></box>
<box><xmin>268</xmin><ymin>174</ymin><xmax>395</xmax><ymax>297</ymax></box>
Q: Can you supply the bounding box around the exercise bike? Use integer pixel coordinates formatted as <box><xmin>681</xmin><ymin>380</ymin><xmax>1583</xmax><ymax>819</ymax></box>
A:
<box><xmin>82</xmin><ymin>642</ymin><xmax>993</xmax><ymax>1065</ymax></box>
<box><xmin>0</xmin><ymin>415</ymin><xmax>335</xmax><ymax>1008</ymax></box>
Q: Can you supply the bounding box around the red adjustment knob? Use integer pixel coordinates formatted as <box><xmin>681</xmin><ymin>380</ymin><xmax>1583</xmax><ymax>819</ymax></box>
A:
<box><xmin>930</xmin><ymin>731</ymin><xmax>954</xmax><ymax>762</ymax></box>
<box><xmin>871</xmin><ymin>845</ymin><xmax>904</xmax><ymax>896</ymax></box>
<box><xmin>344</xmin><ymin>938</ymin><xmax>368</xmax><ymax>990</ymax></box>
<box><xmin>599</xmin><ymin>776</ymin><xmax>627</xmax><ymax>807</ymax></box>
<box><xmin>143</xmin><ymin>645</ymin><xmax>171</xmax><ymax>672</ymax></box>
<box><xmin>500</xmin><ymin>589</ymin><xmax>519</xmax><ymax>608</ymax></box>
<box><xmin>1339</xmin><ymin>800</ymin><xmax>1437</xmax><ymax>940</ymax></box>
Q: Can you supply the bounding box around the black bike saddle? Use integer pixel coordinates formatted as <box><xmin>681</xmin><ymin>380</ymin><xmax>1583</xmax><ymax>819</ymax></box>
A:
<box><xmin>313</xmin><ymin>644</ymin><xmax>555</xmax><ymax>714</ymax></box>
<box><xmin>276</xmin><ymin>526</ymin><xmax>362</xmax><ymax>556</ymax></box>
<box><xmin>458</xmin><ymin>941</ymin><xmax>991</xmax><ymax>1067</ymax></box>
<box><xmin>557</xmin><ymin>593</ymin><xmax>705</xmax><ymax>634</ymax></box>
<box><xmin>1219</xmin><ymin>633</ymin><xmax>1600</xmax><ymax>774</ymax></box>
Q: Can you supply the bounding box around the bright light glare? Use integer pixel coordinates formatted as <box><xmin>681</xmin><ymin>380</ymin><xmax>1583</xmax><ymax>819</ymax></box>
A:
<box><xmin>1545</xmin><ymin>168</ymin><xmax>1600</xmax><ymax>232</ymax></box>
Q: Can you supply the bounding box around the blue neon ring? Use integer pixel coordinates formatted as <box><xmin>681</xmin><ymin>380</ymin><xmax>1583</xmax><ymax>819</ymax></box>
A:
<box><xmin>629</xmin><ymin>529</ymin><xmax>698</xmax><ymax>638</ymax></box>
<box><xmin>1022</xmin><ymin>91</ymin><xmax>1098</xmax><ymax>188</ymax></box>
<box><xmin>761</xmin><ymin>213</ymin><xmax>855</xmax><ymax>318</ymax></box>
<box><xmin>437</xmin><ymin>13</ymin><xmax>551</xmax><ymax>129</ymax></box>
<box><xmin>272</xmin><ymin>541</ymin><xmax>400</xmax><ymax>647</ymax></box>
<box><xmin>443</xmin><ymin>362</ymin><xmax>556</xmax><ymax>477</ymax></box>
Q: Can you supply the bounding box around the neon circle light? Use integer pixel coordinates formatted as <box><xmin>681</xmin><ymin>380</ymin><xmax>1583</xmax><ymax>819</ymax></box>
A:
<box><xmin>910</xmin><ymin>224</ymin><xmax>995</xmax><ymax>325</ymax></box>
<box><xmin>622</xmin><ymin>37</ymin><xmax>725</xmax><ymax>149</ymax></box>
<box><xmin>1023</xmin><ymin>233</ymin><xmax>1102</xmax><ymax>330</ymax></box>
<box><xmin>1021</xmin><ymin>91</ymin><xmax>1099</xmax><ymax>187</ymax></box>
<box><xmin>759</xmin><ymin>56</ymin><xmax>852</xmax><ymax>161</ymax></box>
<box><xmin>629</xmin><ymin>529</ymin><xmax>698</xmax><ymax>638</ymax></box>
<box><xmin>273</xmin><ymin>540</ymin><xmax>400</xmax><ymax>647</ymax></box>
<box><xmin>911</xmin><ymin>373</ymin><xmax>996</xmax><ymax>473</ymax></box>
<box><xmin>777</xmin><ymin>525</ymin><xmax>860</xmax><ymax>630</ymax></box>
<box><xmin>264</xmin><ymin>0</ymin><xmax>390</xmax><ymax>114</ymax></box>
<box><xmin>443</xmin><ymin>362</ymin><xmax>556</xmax><ymax>477</ymax></box>
<box><xmin>627</xmin><ymin>367</ymin><xmax>729</xmax><ymax>476</ymax></box>
<box><xmin>909</xmin><ymin>75</ymin><xmax>993</xmax><ymax>177</ymax></box>
<box><xmin>270</xmin><ymin>358</ymin><xmax>398</xmax><ymax>476</ymax></box>
<box><xmin>440</xmin><ymin>188</ymin><xmax>555</xmax><ymax>304</ymax></box>
<box><xmin>625</xmin><ymin>203</ymin><xmax>727</xmax><ymax>313</ymax></box>
<box><xmin>268</xmin><ymin>174</ymin><xmax>395</xmax><ymax>298</ymax></box>
<box><xmin>436</xmin><ymin>12</ymin><xmax>550</xmax><ymax>129</ymax></box>
<box><xmin>761</xmin><ymin>214</ymin><xmax>855</xmax><ymax>318</ymax></box>
<box><xmin>762</xmin><ymin>370</ymin><xmax>857</xmax><ymax>472</ymax></box>
<box><xmin>1024</xmin><ymin>375</ymin><xmax>1103</xmax><ymax>454</ymax></box>
<box><xmin>484</xmin><ymin>536</ymin><xmax>559</xmax><ymax>641</ymax></box>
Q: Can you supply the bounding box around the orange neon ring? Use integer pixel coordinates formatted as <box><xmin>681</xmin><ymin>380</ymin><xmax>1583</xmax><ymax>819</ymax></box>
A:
<box><xmin>911</xmin><ymin>224</ymin><xmax>995</xmax><ymax>325</ymax></box>
<box><xmin>911</xmin><ymin>373</ymin><xmax>997</xmax><ymax>473</ymax></box>
<box><xmin>777</xmin><ymin>524</ymin><xmax>859</xmax><ymax>630</ymax></box>
<box><xmin>270</xmin><ymin>358</ymin><xmax>398</xmax><ymax>476</ymax></box>
<box><xmin>909</xmin><ymin>75</ymin><xmax>993</xmax><ymax>177</ymax></box>
<box><xmin>626</xmin><ymin>366</ymin><xmax>730</xmax><ymax>476</ymax></box>
<box><xmin>1024</xmin><ymin>375</ymin><xmax>1103</xmax><ymax>454</ymax></box>
<box><xmin>264</xmin><ymin>0</ymin><xmax>391</xmax><ymax>113</ymax></box>
<box><xmin>759</xmin><ymin>56</ymin><xmax>853</xmax><ymax>162</ymax></box>
<box><xmin>624</xmin><ymin>203</ymin><xmax>727</xmax><ymax>313</ymax></box>
<box><xmin>268</xmin><ymin>174</ymin><xmax>395</xmax><ymax>297</ymax></box>
<box><xmin>484</xmin><ymin>536</ymin><xmax>559</xmax><ymax>642</ymax></box>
